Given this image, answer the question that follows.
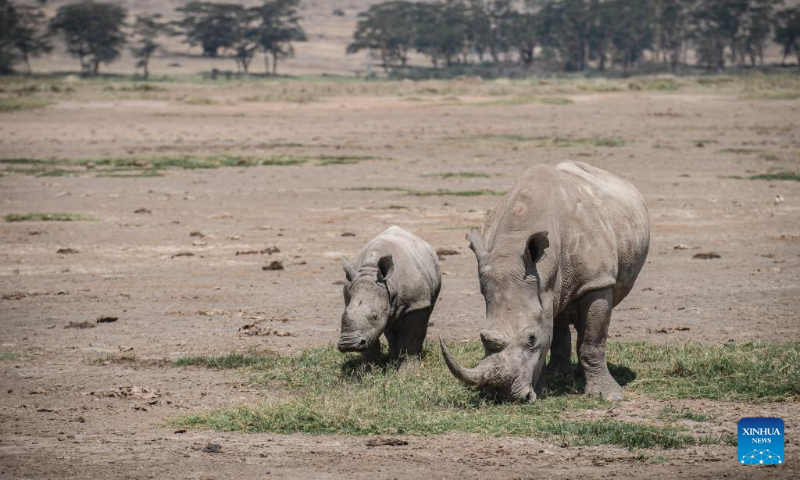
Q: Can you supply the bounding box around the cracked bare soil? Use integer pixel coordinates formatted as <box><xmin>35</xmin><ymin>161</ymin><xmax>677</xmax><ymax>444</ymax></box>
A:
<box><xmin>1</xmin><ymin>89</ymin><xmax>799</xmax><ymax>478</ymax></box>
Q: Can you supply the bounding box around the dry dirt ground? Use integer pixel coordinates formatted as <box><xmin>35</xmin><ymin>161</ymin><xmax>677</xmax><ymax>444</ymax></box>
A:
<box><xmin>1</xmin><ymin>81</ymin><xmax>799</xmax><ymax>478</ymax></box>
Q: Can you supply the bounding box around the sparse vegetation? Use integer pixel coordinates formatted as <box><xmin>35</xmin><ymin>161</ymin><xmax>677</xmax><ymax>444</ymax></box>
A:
<box><xmin>750</xmin><ymin>172</ymin><xmax>800</xmax><ymax>181</ymax></box>
<box><xmin>422</xmin><ymin>172</ymin><xmax>493</xmax><ymax>179</ymax></box>
<box><xmin>0</xmin><ymin>154</ymin><xmax>386</xmax><ymax>178</ymax></box>
<box><xmin>0</xmin><ymin>352</ymin><xmax>22</xmax><ymax>361</ymax></box>
<box><xmin>345</xmin><ymin>186</ymin><xmax>504</xmax><ymax>196</ymax></box>
<box><xmin>5</xmin><ymin>212</ymin><xmax>95</xmax><ymax>222</ymax></box>
<box><xmin>449</xmin><ymin>135</ymin><xmax>626</xmax><ymax>148</ymax></box>
<box><xmin>0</xmin><ymin>97</ymin><xmax>53</xmax><ymax>112</ymax></box>
<box><xmin>170</xmin><ymin>340</ymin><xmax>763</xmax><ymax>447</ymax></box>
<box><xmin>658</xmin><ymin>406</ymin><xmax>711</xmax><ymax>423</ymax></box>
<box><xmin>175</xmin><ymin>352</ymin><xmax>273</xmax><ymax>369</ymax></box>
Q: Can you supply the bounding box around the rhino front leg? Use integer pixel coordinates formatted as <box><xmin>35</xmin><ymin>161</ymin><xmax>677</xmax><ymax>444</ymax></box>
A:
<box><xmin>360</xmin><ymin>339</ymin><xmax>381</xmax><ymax>363</ymax></box>
<box><xmin>386</xmin><ymin>308</ymin><xmax>430</xmax><ymax>361</ymax></box>
<box><xmin>576</xmin><ymin>288</ymin><xmax>623</xmax><ymax>401</ymax></box>
<box><xmin>547</xmin><ymin>321</ymin><xmax>574</xmax><ymax>379</ymax></box>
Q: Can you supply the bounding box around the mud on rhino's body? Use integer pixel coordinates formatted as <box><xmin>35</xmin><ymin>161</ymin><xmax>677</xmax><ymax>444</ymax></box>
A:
<box><xmin>441</xmin><ymin>161</ymin><xmax>650</xmax><ymax>402</ymax></box>
<box><xmin>339</xmin><ymin>226</ymin><xmax>441</xmax><ymax>361</ymax></box>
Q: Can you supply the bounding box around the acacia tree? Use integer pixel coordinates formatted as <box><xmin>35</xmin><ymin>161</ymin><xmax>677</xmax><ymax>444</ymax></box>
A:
<box><xmin>130</xmin><ymin>14</ymin><xmax>169</xmax><ymax>79</ymax></box>
<box><xmin>254</xmin><ymin>0</ymin><xmax>307</xmax><ymax>75</ymax></box>
<box><xmin>740</xmin><ymin>0</ymin><xmax>780</xmax><ymax>66</ymax></box>
<box><xmin>656</xmin><ymin>0</ymin><xmax>697</xmax><ymax>71</ymax></box>
<box><xmin>347</xmin><ymin>1</ymin><xmax>416</xmax><ymax>72</ymax></box>
<box><xmin>175</xmin><ymin>1</ymin><xmax>239</xmax><ymax>58</ymax></box>
<box><xmin>50</xmin><ymin>1</ymin><xmax>126</xmax><ymax>75</ymax></box>
<box><xmin>774</xmin><ymin>6</ymin><xmax>800</xmax><ymax>65</ymax></box>
<box><xmin>0</xmin><ymin>0</ymin><xmax>52</xmax><ymax>74</ymax></box>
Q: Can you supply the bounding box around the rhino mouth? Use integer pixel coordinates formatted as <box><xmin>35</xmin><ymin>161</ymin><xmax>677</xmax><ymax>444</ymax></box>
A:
<box><xmin>337</xmin><ymin>332</ymin><xmax>378</xmax><ymax>353</ymax></box>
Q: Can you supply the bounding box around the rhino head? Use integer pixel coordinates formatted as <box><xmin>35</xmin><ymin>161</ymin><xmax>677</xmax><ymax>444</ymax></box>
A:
<box><xmin>337</xmin><ymin>255</ymin><xmax>394</xmax><ymax>353</ymax></box>
<box><xmin>441</xmin><ymin>228</ymin><xmax>553</xmax><ymax>402</ymax></box>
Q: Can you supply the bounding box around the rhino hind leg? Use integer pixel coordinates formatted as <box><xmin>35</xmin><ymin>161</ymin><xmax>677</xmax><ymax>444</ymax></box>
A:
<box><xmin>386</xmin><ymin>308</ymin><xmax>430</xmax><ymax>361</ymax></box>
<box><xmin>576</xmin><ymin>288</ymin><xmax>623</xmax><ymax>401</ymax></box>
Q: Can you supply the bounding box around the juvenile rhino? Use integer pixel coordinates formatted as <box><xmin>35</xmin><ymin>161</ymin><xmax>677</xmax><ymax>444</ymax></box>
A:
<box><xmin>339</xmin><ymin>226</ymin><xmax>441</xmax><ymax>361</ymax></box>
<box><xmin>441</xmin><ymin>161</ymin><xmax>650</xmax><ymax>402</ymax></box>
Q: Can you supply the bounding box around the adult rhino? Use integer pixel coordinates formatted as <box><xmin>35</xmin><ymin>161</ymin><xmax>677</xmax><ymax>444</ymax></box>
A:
<box><xmin>339</xmin><ymin>226</ymin><xmax>441</xmax><ymax>361</ymax></box>
<box><xmin>441</xmin><ymin>161</ymin><xmax>649</xmax><ymax>402</ymax></box>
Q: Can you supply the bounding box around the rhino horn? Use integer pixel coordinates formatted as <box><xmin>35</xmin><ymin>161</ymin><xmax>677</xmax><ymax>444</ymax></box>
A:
<box><xmin>440</xmin><ymin>338</ymin><xmax>486</xmax><ymax>386</ymax></box>
<box><xmin>465</xmin><ymin>227</ymin><xmax>488</xmax><ymax>266</ymax></box>
<box><xmin>341</xmin><ymin>256</ymin><xmax>357</xmax><ymax>281</ymax></box>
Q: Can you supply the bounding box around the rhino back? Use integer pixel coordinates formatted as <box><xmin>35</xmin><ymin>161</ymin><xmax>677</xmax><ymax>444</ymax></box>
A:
<box><xmin>554</xmin><ymin>161</ymin><xmax>650</xmax><ymax>305</ymax></box>
<box><xmin>355</xmin><ymin>226</ymin><xmax>441</xmax><ymax>315</ymax></box>
<box><xmin>482</xmin><ymin>161</ymin><xmax>649</xmax><ymax>311</ymax></box>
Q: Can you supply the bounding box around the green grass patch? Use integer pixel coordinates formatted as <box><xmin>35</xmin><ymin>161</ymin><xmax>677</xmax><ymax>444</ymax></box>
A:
<box><xmin>408</xmin><ymin>189</ymin><xmax>505</xmax><ymax>197</ymax></box>
<box><xmin>344</xmin><ymin>186</ymin><xmax>408</xmax><ymax>192</ymax></box>
<box><xmin>613</xmin><ymin>341</ymin><xmax>798</xmax><ymax>403</ymax></box>
<box><xmin>0</xmin><ymin>97</ymin><xmax>54</xmax><ymax>112</ymax></box>
<box><xmin>422</xmin><ymin>172</ymin><xmax>493</xmax><ymax>179</ymax></box>
<box><xmin>4</xmin><ymin>168</ymin><xmax>78</xmax><ymax>177</ymax></box>
<box><xmin>0</xmin><ymin>158</ymin><xmax>53</xmax><ymax>165</ymax></box>
<box><xmin>184</xmin><ymin>97</ymin><xmax>217</xmax><ymax>105</ymax></box>
<box><xmin>316</xmin><ymin>155</ymin><xmax>376</xmax><ymax>166</ymax></box>
<box><xmin>629</xmin><ymin>78</ymin><xmax>681</xmax><ymax>91</ymax></box>
<box><xmin>0</xmin><ymin>352</ymin><xmax>22</xmax><ymax>361</ymax></box>
<box><xmin>750</xmin><ymin>172</ymin><xmax>800</xmax><ymax>181</ymax></box>
<box><xmin>5</xmin><ymin>213</ymin><xmax>95</xmax><ymax>222</ymax></box>
<box><xmin>95</xmin><ymin>170</ymin><xmax>164</xmax><ymax>178</ymax></box>
<box><xmin>742</xmin><ymin>90</ymin><xmax>800</xmax><ymax>100</ymax></box>
<box><xmin>719</xmin><ymin>148</ymin><xmax>764</xmax><ymax>155</ymax></box>
<box><xmin>169</xmin><ymin>341</ymin><xmax>778</xmax><ymax>447</ymax></box>
<box><xmin>476</xmin><ymin>96</ymin><xmax>573</xmax><ymax>106</ymax></box>
<box><xmin>175</xmin><ymin>352</ymin><xmax>274</xmax><ymax>369</ymax></box>
<box><xmin>658</xmin><ymin>406</ymin><xmax>711</xmax><ymax>423</ymax></box>
<box><xmin>449</xmin><ymin>134</ymin><xmax>625</xmax><ymax>148</ymax></box>
<box><xmin>344</xmin><ymin>186</ymin><xmax>504</xmax><ymax>196</ymax></box>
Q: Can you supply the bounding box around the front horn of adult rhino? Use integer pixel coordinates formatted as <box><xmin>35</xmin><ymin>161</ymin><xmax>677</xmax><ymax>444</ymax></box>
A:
<box><xmin>441</xmin><ymin>161</ymin><xmax>650</xmax><ymax>403</ymax></box>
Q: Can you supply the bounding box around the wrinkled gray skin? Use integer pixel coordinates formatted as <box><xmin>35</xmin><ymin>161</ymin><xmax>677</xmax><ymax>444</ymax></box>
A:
<box><xmin>441</xmin><ymin>161</ymin><xmax>650</xmax><ymax>402</ymax></box>
<box><xmin>339</xmin><ymin>226</ymin><xmax>441</xmax><ymax>361</ymax></box>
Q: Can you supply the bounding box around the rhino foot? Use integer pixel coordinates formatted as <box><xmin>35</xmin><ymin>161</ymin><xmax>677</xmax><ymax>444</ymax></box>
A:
<box><xmin>585</xmin><ymin>380</ymin><xmax>624</xmax><ymax>402</ymax></box>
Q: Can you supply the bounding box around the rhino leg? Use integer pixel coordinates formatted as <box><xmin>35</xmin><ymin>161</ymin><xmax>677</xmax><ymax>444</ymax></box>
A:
<box><xmin>547</xmin><ymin>322</ymin><xmax>574</xmax><ymax>379</ymax></box>
<box><xmin>576</xmin><ymin>288</ymin><xmax>623</xmax><ymax>401</ymax></box>
<box><xmin>386</xmin><ymin>308</ymin><xmax>430</xmax><ymax>361</ymax></box>
<box><xmin>360</xmin><ymin>339</ymin><xmax>381</xmax><ymax>363</ymax></box>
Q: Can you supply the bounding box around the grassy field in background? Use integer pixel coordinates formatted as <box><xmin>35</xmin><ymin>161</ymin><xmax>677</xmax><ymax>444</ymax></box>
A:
<box><xmin>170</xmin><ymin>340</ymin><xmax>797</xmax><ymax>449</ymax></box>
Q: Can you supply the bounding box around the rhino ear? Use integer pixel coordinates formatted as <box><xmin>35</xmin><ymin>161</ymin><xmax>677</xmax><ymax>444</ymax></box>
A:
<box><xmin>377</xmin><ymin>254</ymin><xmax>394</xmax><ymax>283</ymax></box>
<box><xmin>525</xmin><ymin>232</ymin><xmax>549</xmax><ymax>264</ymax></box>
<box><xmin>342</xmin><ymin>257</ymin><xmax>357</xmax><ymax>282</ymax></box>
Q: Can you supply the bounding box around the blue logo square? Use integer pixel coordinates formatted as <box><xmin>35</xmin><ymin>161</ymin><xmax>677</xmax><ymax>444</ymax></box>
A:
<box><xmin>738</xmin><ymin>417</ymin><xmax>784</xmax><ymax>465</ymax></box>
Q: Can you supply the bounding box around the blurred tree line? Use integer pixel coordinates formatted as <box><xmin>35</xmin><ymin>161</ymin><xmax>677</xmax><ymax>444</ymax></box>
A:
<box><xmin>1</xmin><ymin>0</ymin><xmax>798</xmax><ymax>77</ymax></box>
<box><xmin>0</xmin><ymin>0</ymin><xmax>306</xmax><ymax>76</ymax></box>
<box><xmin>348</xmin><ymin>0</ymin><xmax>800</xmax><ymax>72</ymax></box>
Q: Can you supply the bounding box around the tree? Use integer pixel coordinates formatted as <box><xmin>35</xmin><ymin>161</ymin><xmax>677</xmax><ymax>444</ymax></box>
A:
<box><xmin>50</xmin><ymin>1</ymin><xmax>126</xmax><ymax>75</ymax></box>
<box><xmin>533</xmin><ymin>0</ymin><xmax>595</xmax><ymax>71</ymax></box>
<box><xmin>413</xmin><ymin>0</ymin><xmax>471</xmax><ymax>68</ymax></box>
<box><xmin>502</xmin><ymin>11</ymin><xmax>540</xmax><ymax>65</ymax></box>
<box><xmin>175</xmin><ymin>1</ymin><xmax>239</xmax><ymax>58</ymax></box>
<box><xmin>656</xmin><ymin>0</ymin><xmax>697</xmax><ymax>71</ymax></box>
<box><xmin>347</xmin><ymin>1</ymin><xmax>416</xmax><ymax>72</ymax></box>
<box><xmin>607</xmin><ymin>0</ymin><xmax>655</xmax><ymax>69</ymax></box>
<box><xmin>774</xmin><ymin>6</ymin><xmax>800</xmax><ymax>65</ymax></box>
<box><xmin>692</xmin><ymin>0</ymin><xmax>750</xmax><ymax>69</ymax></box>
<box><xmin>130</xmin><ymin>14</ymin><xmax>169</xmax><ymax>79</ymax></box>
<box><xmin>0</xmin><ymin>0</ymin><xmax>52</xmax><ymax>74</ymax></box>
<box><xmin>741</xmin><ymin>0</ymin><xmax>780</xmax><ymax>66</ymax></box>
<box><xmin>254</xmin><ymin>0</ymin><xmax>307</xmax><ymax>75</ymax></box>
